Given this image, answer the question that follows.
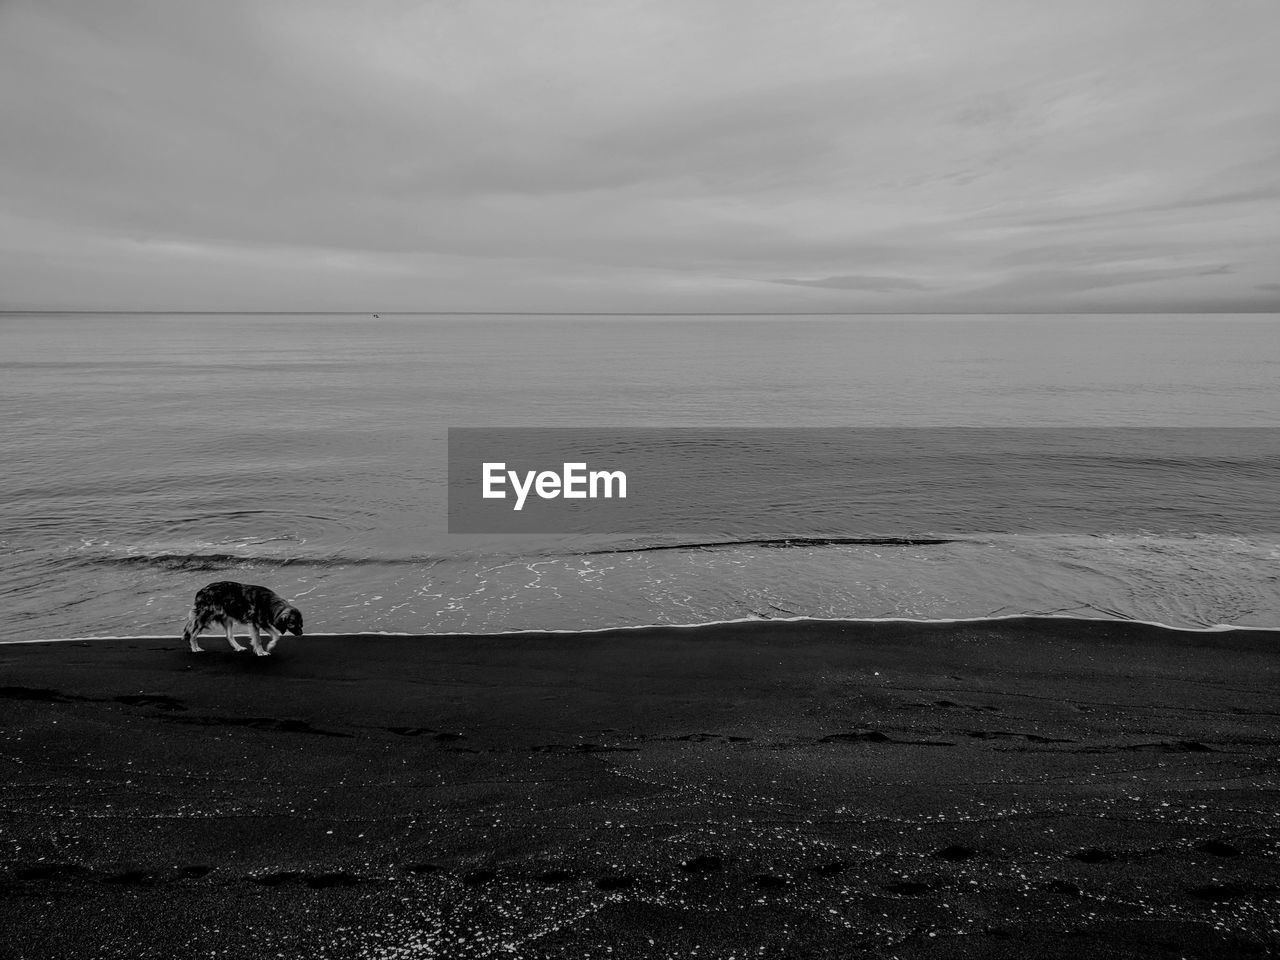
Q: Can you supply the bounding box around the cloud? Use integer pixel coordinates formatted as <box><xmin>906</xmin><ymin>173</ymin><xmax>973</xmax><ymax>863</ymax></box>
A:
<box><xmin>974</xmin><ymin>264</ymin><xmax>1234</xmax><ymax>298</ymax></box>
<box><xmin>770</xmin><ymin>275</ymin><xmax>931</xmax><ymax>293</ymax></box>
<box><xmin>0</xmin><ymin>0</ymin><xmax>1278</xmax><ymax>311</ymax></box>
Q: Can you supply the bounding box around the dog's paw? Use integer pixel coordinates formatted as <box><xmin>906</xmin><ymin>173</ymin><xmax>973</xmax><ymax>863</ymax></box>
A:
<box><xmin>254</xmin><ymin>649</ymin><xmax>270</xmax><ymax>657</ymax></box>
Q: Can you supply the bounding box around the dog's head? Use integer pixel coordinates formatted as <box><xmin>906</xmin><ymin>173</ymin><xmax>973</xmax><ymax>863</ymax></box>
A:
<box><xmin>276</xmin><ymin>605</ymin><xmax>304</xmax><ymax>637</ymax></box>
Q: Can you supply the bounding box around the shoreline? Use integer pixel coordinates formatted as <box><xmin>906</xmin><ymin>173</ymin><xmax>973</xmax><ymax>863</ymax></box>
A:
<box><xmin>3</xmin><ymin>617</ymin><xmax>1278</xmax><ymax>957</ymax></box>
<box><xmin>6</xmin><ymin>611</ymin><xmax>1280</xmax><ymax>646</ymax></box>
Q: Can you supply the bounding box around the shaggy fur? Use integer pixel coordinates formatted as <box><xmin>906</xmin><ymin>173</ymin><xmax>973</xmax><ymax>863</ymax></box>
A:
<box><xmin>182</xmin><ymin>581</ymin><xmax>304</xmax><ymax>656</ymax></box>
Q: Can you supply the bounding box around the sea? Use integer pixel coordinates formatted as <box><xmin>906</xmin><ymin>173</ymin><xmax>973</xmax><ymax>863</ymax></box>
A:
<box><xmin>2</xmin><ymin>312</ymin><xmax>1278</xmax><ymax>642</ymax></box>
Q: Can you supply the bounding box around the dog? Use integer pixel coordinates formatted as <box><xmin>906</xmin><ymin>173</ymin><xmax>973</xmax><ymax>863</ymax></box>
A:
<box><xmin>182</xmin><ymin>581</ymin><xmax>304</xmax><ymax>656</ymax></box>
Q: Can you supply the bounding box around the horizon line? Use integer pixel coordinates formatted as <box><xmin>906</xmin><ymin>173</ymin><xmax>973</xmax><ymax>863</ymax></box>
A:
<box><xmin>3</xmin><ymin>309</ymin><xmax>1279</xmax><ymax>317</ymax></box>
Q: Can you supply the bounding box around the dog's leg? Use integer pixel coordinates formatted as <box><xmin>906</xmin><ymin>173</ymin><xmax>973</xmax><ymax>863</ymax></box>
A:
<box><xmin>184</xmin><ymin>612</ymin><xmax>205</xmax><ymax>653</ymax></box>
<box><xmin>224</xmin><ymin>620</ymin><xmax>247</xmax><ymax>653</ymax></box>
<box><xmin>249</xmin><ymin>623</ymin><xmax>269</xmax><ymax>656</ymax></box>
<box><xmin>265</xmin><ymin>626</ymin><xmax>281</xmax><ymax>653</ymax></box>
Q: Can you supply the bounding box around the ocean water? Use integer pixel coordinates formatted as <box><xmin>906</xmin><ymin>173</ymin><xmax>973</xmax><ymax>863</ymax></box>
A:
<box><xmin>1</xmin><ymin>312</ymin><xmax>1278</xmax><ymax>641</ymax></box>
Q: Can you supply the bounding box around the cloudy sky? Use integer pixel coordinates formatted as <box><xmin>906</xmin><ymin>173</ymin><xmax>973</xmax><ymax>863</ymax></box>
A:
<box><xmin>1</xmin><ymin>0</ymin><xmax>1277</xmax><ymax>313</ymax></box>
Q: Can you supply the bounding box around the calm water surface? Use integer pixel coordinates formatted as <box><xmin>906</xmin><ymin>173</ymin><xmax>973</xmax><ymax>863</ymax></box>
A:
<box><xmin>2</xmin><ymin>313</ymin><xmax>1278</xmax><ymax>640</ymax></box>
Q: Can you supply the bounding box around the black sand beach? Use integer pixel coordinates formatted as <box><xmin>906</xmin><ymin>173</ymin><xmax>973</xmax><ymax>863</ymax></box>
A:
<box><xmin>2</xmin><ymin>618</ymin><xmax>1278</xmax><ymax>958</ymax></box>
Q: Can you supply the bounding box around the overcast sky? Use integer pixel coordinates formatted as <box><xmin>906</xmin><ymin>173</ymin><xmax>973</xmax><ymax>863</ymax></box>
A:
<box><xmin>1</xmin><ymin>0</ymin><xmax>1277</xmax><ymax>313</ymax></box>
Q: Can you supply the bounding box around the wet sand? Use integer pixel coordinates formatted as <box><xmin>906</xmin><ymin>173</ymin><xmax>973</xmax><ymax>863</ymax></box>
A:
<box><xmin>2</xmin><ymin>618</ymin><xmax>1278</xmax><ymax>958</ymax></box>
